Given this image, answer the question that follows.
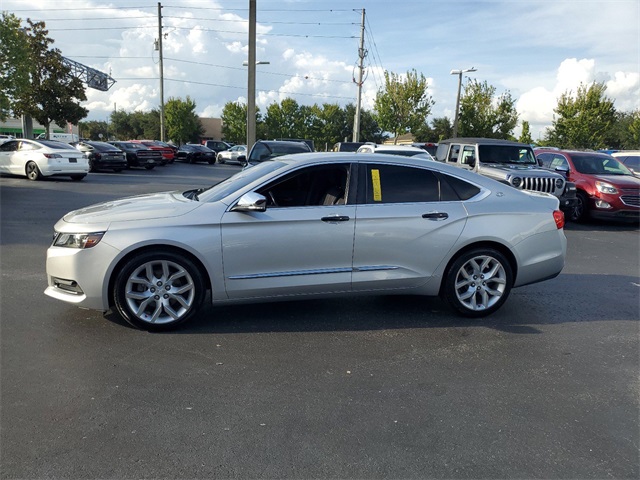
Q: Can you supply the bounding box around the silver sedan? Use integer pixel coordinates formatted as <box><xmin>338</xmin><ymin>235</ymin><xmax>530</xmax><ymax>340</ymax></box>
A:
<box><xmin>45</xmin><ymin>153</ymin><xmax>567</xmax><ymax>330</ymax></box>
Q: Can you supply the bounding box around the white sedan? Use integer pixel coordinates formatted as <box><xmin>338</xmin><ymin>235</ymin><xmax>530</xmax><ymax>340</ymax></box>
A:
<box><xmin>45</xmin><ymin>153</ymin><xmax>566</xmax><ymax>330</ymax></box>
<box><xmin>0</xmin><ymin>139</ymin><xmax>89</xmax><ymax>181</ymax></box>
<box><xmin>216</xmin><ymin>144</ymin><xmax>247</xmax><ymax>165</ymax></box>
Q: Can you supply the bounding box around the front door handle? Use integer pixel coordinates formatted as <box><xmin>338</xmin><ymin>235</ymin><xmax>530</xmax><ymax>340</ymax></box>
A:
<box><xmin>422</xmin><ymin>212</ymin><xmax>448</xmax><ymax>220</ymax></box>
<box><xmin>321</xmin><ymin>215</ymin><xmax>350</xmax><ymax>222</ymax></box>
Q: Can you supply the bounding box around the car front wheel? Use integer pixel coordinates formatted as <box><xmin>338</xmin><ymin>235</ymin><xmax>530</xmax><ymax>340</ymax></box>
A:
<box><xmin>113</xmin><ymin>251</ymin><xmax>205</xmax><ymax>331</ymax></box>
<box><xmin>569</xmin><ymin>191</ymin><xmax>589</xmax><ymax>222</ymax></box>
<box><xmin>443</xmin><ymin>248</ymin><xmax>513</xmax><ymax>317</ymax></box>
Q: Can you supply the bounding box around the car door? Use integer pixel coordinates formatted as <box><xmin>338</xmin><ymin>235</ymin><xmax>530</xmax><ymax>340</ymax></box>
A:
<box><xmin>220</xmin><ymin>162</ymin><xmax>356</xmax><ymax>299</ymax></box>
<box><xmin>0</xmin><ymin>140</ymin><xmax>20</xmax><ymax>174</ymax></box>
<box><xmin>352</xmin><ymin>163</ymin><xmax>468</xmax><ymax>291</ymax></box>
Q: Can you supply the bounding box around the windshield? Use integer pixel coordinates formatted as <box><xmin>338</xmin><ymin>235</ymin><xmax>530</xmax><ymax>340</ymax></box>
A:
<box><xmin>197</xmin><ymin>161</ymin><xmax>287</xmax><ymax>202</ymax></box>
<box><xmin>479</xmin><ymin>145</ymin><xmax>537</xmax><ymax>165</ymax></box>
<box><xmin>572</xmin><ymin>154</ymin><xmax>632</xmax><ymax>175</ymax></box>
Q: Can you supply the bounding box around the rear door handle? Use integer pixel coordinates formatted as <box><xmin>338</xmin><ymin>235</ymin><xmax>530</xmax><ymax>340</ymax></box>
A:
<box><xmin>422</xmin><ymin>212</ymin><xmax>448</xmax><ymax>220</ymax></box>
<box><xmin>321</xmin><ymin>215</ymin><xmax>350</xmax><ymax>222</ymax></box>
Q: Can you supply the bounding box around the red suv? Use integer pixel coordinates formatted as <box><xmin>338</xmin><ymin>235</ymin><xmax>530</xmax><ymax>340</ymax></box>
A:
<box><xmin>536</xmin><ymin>149</ymin><xmax>640</xmax><ymax>222</ymax></box>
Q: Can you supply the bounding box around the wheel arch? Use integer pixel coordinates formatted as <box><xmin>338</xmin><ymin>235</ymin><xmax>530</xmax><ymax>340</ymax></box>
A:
<box><xmin>106</xmin><ymin>244</ymin><xmax>212</xmax><ymax>309</ymax></box>
<box><xmin>438</xmin><ymin>240</ymin><xmax>518</xmax><ymax>296</ymax></box>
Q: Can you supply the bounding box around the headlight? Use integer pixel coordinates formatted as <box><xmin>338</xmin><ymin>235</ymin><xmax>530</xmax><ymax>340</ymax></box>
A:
<box><xmin>555</xmin><ymin>178</ymin><xmax>564</xmax><ymax>189</ymax></box>
<box><xmin>53</xmin><ymin>232</ymin><xmax>105</xmax><ymax>249</ymax></box>
<box><xmin>511</xmin><ymin>177</ymin><xmax>522</xmax><ymax>188</ymax></box>
<box><xmin>595</xmin><ymin>181</ymin><xmax>617</xmax><ymax>194</ymax></box>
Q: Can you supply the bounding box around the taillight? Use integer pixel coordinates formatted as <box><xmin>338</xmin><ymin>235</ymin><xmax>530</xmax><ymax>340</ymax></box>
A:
<box><xmin>43</xmin><ymin>153</ymin><xmax>62</xmax><ymax>159</ymax></box>
<box><xmin>553</xmin><ymin>210</ymin><xmax>565</xmax><ymax>229</ymax></box>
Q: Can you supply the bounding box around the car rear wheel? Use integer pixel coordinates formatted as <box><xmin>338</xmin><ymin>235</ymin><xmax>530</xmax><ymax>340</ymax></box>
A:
<box><xmin>113</xmin><ymin>251</ymin><xmax>205</xmax><ymax>331</ymax></box>
<box><xmin>443</xmin><ymin>248</ymin><xmax>513</xmax><ymax>317</ymax></box>
<box><xmin>26</xmin><ymin>161</ymin><xmax>42</xmax><ymax>181</ymax></box>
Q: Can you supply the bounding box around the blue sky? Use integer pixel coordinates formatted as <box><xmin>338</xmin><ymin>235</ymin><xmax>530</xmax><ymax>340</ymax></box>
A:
<box><xmin>3</xmin><ymin>0</ymin><xmax>639</xmax><ymax>139</ymax></box>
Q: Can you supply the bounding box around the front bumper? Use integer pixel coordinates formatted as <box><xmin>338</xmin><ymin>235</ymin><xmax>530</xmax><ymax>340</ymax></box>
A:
<box><xmin>558</xmin><ymin>182</ymin><xmax>578</xmax><ymax>212</ymax></box>
<box><xmin>45</xmin><ymin>241</ymin><xmax>121</xmax><ymax>311</ymax></box>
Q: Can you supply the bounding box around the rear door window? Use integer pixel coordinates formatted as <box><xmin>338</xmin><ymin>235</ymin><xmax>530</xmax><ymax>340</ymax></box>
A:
<box><xmin>364</xmin><ymin>164</ymin><xmax>440</xmax><ymax>203</ymax></box>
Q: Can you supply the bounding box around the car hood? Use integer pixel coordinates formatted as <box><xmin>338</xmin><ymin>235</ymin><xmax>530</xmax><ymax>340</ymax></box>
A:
<box><xmin>592</xmin><ymin>174</ymin><xmax>640</xmax><ymax>188</ymax></box>
<box><xmin>63</xmin><ymin>191</ymin><xmax>200</xmax><ymax>224</ymax></box>
<box><xmin>482</xmin><ymin>163</ymin><xmax>550</xmax><ymax>173</ymax></box>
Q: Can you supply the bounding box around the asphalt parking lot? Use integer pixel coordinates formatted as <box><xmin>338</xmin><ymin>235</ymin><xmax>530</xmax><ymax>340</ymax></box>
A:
<box><xmin>1</xmin><ymin>163</ymin><xmax>639</xmax><ymax>479</ymax></box>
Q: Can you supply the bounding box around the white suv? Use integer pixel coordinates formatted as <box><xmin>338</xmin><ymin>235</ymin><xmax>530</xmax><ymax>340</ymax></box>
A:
<box><xmin>356</xmin><ymin>144</ymin><xmax>434</xmax><ymax>160</ymax></box>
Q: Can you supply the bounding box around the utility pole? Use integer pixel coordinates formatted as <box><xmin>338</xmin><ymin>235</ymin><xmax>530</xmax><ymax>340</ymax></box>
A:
<box><xmin>157</xmin><ymin>2</ymin><xmax>165</xmax><ymax>142</ymax></box>
<box><xmin>352</xmin><ymin>8</ymin><xmax>366</xmax><ymax>142</ymax></box>
<box><xmin>247</xmin><ymin>0</ymin><xmax>257</xmax><ymax>152</ymax></box>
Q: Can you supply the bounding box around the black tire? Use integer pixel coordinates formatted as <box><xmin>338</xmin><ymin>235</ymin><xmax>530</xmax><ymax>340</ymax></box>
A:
<box><xmin>113</xmin><ymin>250</ymin><xmax>205</xmax><ymax>331</ymax></box>
<box><xmin>217</xmin><ymin>156</ymin><xmax>225</xmax><ymax>164</ymax></box>
<box><xmin>569</xmin><ymin>191</ymin><xmax>589</xmax><ymax>222</ymax></box>
<box><xmin>70</xmin><ymin>174</ymin><xmax>86</xmax><ymax>181</ymax></box>
<box><xmin>88</xmin><ymin>159</ymin><xmax>97</xmax><ymax>172</ymax></box>
<box><xmin>207</xmin><ymin>158</ymin><xmax>215</xmax><ymax>165</ymax></box>
<box><xmin>144</xmin><ymin>165</ymin><xmax>155</xmax><ymax>170</ymax></box>
<box><xmin>443</xmin><ymin>248</ymin><xmax>513</xmax><ymax>317</ymax></box>
<box><xmin>25</xmin><ymin>161</ymin><xmax>42</xmax><ymax>181</ymax></box>
<box><xmin>113</xmin><ymin>168</ymin><xmax>124</xmax><ymax>173</ymax></box>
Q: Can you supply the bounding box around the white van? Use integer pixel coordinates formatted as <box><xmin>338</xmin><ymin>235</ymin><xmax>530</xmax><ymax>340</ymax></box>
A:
<box><xmin>36</xmin><ymin>133</ymin><xmax>79</xmax><ymax>143</ymax></box>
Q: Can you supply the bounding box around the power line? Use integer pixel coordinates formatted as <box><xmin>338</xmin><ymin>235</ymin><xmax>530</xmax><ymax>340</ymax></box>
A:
<box><xmin>10</xmin><ymin>6</ymin><xmax>155</xmax><ymax>11</ymax></box>
<box><xmin>115</xmin><ymin>77</ymin><xmax>354</xmax><ymax>100</ymax></box>
<box><xmin>66</xmin><ymin>56</ymin><xmax>355</xmax><ymax>85</ymax></box>
<box><xmin>45</xmin><ymin>25</ymin><xmax>355</xmax><ymax>38</ymax></box>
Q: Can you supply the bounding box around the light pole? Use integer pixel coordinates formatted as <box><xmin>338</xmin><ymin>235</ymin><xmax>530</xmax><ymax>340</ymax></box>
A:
<box><xmin>450</xmin><ymin>67</ymin><xmax>476</xmax><ymax>138</ymax></box>
<box><xmin>244</xmin><ymin>60</ymin><xmax>269</xmax><ymax>150</ymax></box>
<box><xmin>247</xmin><ymin>0</ymin><xmax>257</xmax><ymax>152</ymax></box>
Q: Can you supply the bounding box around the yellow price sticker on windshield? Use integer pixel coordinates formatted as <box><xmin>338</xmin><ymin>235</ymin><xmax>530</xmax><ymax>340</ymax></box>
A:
<box><xmin>371</xmin><ymin>169</ymin><xmax>382</xmax><ymax>202</ymax></box>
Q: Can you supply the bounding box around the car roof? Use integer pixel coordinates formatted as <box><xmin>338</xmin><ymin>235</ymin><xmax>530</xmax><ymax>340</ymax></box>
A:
<box><xmin>271</xmin><ymin>152</ymin><xmax>500</xmax><ymax>185</ymax></box>
<box><xmin>358</xmin><ymin>144</ymin><xmax>426</xmax><ymax>152</ymax></box>
<box><xmin>536</xmin><ymin>148</ymin><xmax>614</xmax><ymax>157</ymax></box>
<box><xmin>611</xmin><ymin>151</ymin><xmax>640</xmax><ymax>156</ymax></box>
<box><xmin>440</xmin><ymin>137</ymin><xmax>532</xmax><ymax>148</ymax></box>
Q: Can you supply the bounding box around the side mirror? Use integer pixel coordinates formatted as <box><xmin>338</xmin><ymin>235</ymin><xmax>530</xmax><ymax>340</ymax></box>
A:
<box><xmin>230</xmin><ymin>192</ymin><xmax>267</xmax><ymax>212</ymax></box>
<box><xmin>467</xmin><ymin>156</ymin><xmax>476</xmax><ymax>168</ymax></box>
<box><xmin>555</xmin><ymin>166</ymin><xmax>570</xmax><ymax>178</ymax></box>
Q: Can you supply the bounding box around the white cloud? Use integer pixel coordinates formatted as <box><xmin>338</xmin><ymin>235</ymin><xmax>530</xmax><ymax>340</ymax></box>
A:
<box><xmin>517</xmin><ymin>58</ymin><xmax>640</xmax><ymax>139</ymax></box>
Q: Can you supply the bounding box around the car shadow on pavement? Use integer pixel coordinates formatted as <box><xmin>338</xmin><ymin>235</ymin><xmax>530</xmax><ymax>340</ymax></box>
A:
<box><xmin>101</xmin><ymin>273</ymin><xmax>639</xmax><ymax>335</ymax></box>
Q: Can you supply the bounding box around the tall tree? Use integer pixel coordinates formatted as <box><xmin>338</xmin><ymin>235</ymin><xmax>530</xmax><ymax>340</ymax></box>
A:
<box><xmin>545</xmin><ymin>82</ymin><xmax>616</xmax><ymax>149</ymax></box>
<box><xmin>373</xmin><ymin>69</ymin><xmax>434</xmax><ymax>144</ymax></box>
<box><xmin>78</xmin><ymin>120</ymin><xmax>108</xmax><ymax>140</ymax></box>
<box><xmin>458</xmin><ymin>80</ymin><xmax>518</xmax><ymax>139</ymax></box>
<box><xmin>13</xmin><ymin>19</ymin><xmax>88</xmax><ymax>136</ymax></box>
<box><xmin>165</xmin><ymin>96</ymin><xmax>203</xmax><ymax>145</ymax></box>
<box><xmin>431</xmin><ymin>116</ymin><xmax>453</xmax><ymax>141</ymax></box>
<box><xmin>605</xmin><ymin>110</ymin><xmax>640</xmax><ymax>150</ymax></box>
<box><xmin>265</xmin><ymin>98</ymin><xmax>306</xmax><ymax>139</ymax></box>
<box><xmin>343</xmin><ymin>103</ymin><xmax>385</xmax><ymax>144</ymax></box>
<box><xmin>0</xmin><ymin>13</ymin><xmax>31</xmax><ymax>120</ymax></box>
<box><xmin>519</xmin><ymin>121</ymin><xmax>533</xmax><ymax>144</ymax></box>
